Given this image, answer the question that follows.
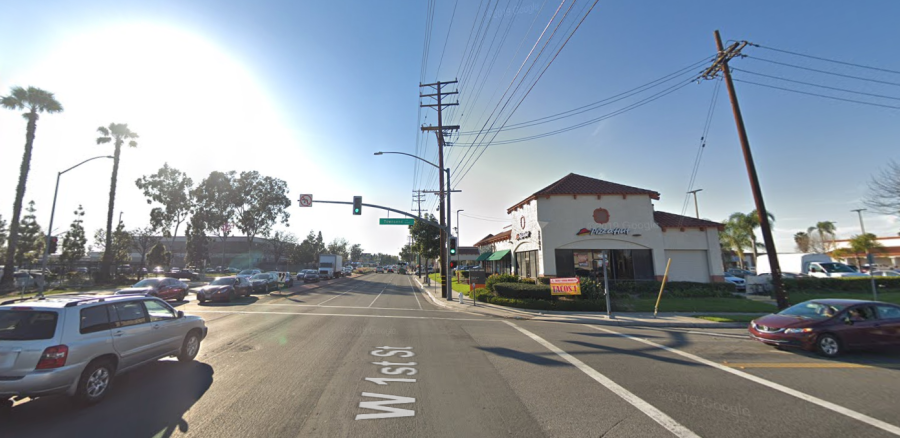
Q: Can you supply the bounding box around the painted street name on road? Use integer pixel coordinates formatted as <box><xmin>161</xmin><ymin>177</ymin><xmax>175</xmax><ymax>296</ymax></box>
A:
<box><xmin>356</xmin><ymin>346</ymin><xmax>417</xmax><ymax>420</ymax></box>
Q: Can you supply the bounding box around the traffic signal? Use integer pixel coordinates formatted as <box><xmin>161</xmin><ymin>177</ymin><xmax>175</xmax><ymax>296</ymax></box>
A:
<box><xmin>49</xmin><ymin>236</ymin><xmax>58</xmax><ymax>254</ymax></box>
<box><xmin>449</xmin><ymin>261</ymin><xmax>456</xmax><ymax>269</ymax></box>
<box><xmin>353</xmin><ymin>196</ymin><xmax>362</xmax><ymax>215</ymax></box>
<box><xmin>449</xmin><ymin>236</ymin><xmax>457</xmax><ymax>255</ymax></box>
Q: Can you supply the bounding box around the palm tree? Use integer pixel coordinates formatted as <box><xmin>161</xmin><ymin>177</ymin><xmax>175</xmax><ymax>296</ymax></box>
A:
<box><xmin>728</xmin><ymin>210</ymin><xmax>775</xmax><ymax>269</ymax></box>
<box><xmin>0</xmin><ymin>86</ymin><xmax>63</xmax><ymax>287</ymax></box>
<box><xmin>808</xmin><ymin>221</ymin><xmax>837</xmax><ymax>253</ymax></box>
<box><xmin>794</xmin><ymin>231</ymin><xmax>811</xmax><ymax>252</ymax></box>
<box><xmin>97</xmin><ymin>123</ymin><xmax>139</xmax><ymax>280</ymax></box>
<box><xmin>848</xmin><ymin>233</ymin><xmax>883</xmax><ymax>268</ymax></box>
<box><xmin>720</xmin><ymin>218</ymin><xmax>753</xmax><ymax>270</ymax></box>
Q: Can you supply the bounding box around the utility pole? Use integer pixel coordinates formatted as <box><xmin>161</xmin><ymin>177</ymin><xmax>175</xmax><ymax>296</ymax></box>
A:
<box><xmin>852</xmin><ymin>208</ymin><xmax>878</xmax><ymax>300</ymax></box>
<box><xmin>413</xmin><ymin>190</ymin><xmax>425</xmax><ymax>277</ymax></box>
<box><xmin>703</xmin><ymin>30</ymin><xmax>788</xmax><ymax>310</ymax></box>
<box><xmin>851</xmin><ymin>208</ymin><xmax>867</xmax><ymax>235</ymax></box>
<box><xmin>688</xmin><ymin>189</ymin><xmax>703</xmax><ymax>219</ymax></box>
<box><xmin>420</xmin><ymin>80</ymin><xmax>459</xmax><ymax>298</ymax></box>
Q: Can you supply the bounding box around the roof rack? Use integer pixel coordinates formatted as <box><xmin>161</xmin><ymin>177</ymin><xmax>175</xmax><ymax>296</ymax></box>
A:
<box><xmin>63</xmin><ymin>296</ymin><xmax>112</xmax><ymax>307</ymax></box>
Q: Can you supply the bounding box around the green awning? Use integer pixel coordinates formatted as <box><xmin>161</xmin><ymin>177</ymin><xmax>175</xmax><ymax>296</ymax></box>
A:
<box><xmin>487</xmin><ymin>249</ymin><xmax>511</xmax><ymax>261</ymax></box>
<box><xmin>475</xmin><ymin>252</ymin><xmax>493</xmax><ymax>261</ymax></box>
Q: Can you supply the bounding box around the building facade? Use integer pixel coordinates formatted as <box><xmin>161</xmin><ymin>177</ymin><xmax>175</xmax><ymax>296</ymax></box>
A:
<box><xmin>473</xmin><ymin>173</ymin><xmax>726</xmax><ymax>283</ymax></box>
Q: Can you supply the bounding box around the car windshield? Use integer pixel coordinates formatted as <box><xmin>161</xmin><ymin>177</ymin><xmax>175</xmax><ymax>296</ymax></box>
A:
<box><xmin>820</xmin><ymin>263</ymin><xmax>856</xmax><ymax>273</ymax></box>
<box><xmin>779</xmin><ymin>301</ymin><xmax>847</xmax><ymax>319</ymax></box>
<box><xmin>133</xmin><ymin>279</ymin><xmax>160</xmax><ymax>287</ymax></box>
<box><xmin>251</xmin><ymin>274</ymin><xmax>268</xmax><ymax>279</ymax></box>
<box><xmin>211</xmin><ymin>278</ymin><xmax>235</xmax><ymax>285</ymax></box>
<box><xmin>0</xmin><ymin>310</ymin><xmax>59</xmax><ymax>340</ymax></box>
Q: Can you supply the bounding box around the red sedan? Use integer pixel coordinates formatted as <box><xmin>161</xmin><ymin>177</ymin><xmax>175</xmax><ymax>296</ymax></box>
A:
<box><xmin>749</xmin><ymin>299</ymin><xmax>900</xmax><ymax>357</ymax></box>
<box><xmin>114</xmin><ymin>277</ymin><xmax>189</xmax><ymax>302</ymax></box>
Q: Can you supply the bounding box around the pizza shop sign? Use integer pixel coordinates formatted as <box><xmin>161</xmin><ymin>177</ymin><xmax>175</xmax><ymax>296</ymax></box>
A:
<box><xmin>516</xmin><ymin>231</ymin><xmax>532</xmax><ymax>240</ymax></box>
<box><xmin>576</xmin><ymin>227</ymin><xmax>629</xmax><ymax>236</ymax></box>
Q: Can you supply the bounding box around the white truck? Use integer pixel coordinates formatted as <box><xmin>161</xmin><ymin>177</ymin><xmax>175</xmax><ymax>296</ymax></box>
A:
<box><xmin>318</xmin><ymin>254</ymin><xmax>343</xmax><ymax>279</ymax></box>
<box><xmin>756</xmin><ymin>253</ymin><xmax>867</xmax><ymax>278</ymax></box>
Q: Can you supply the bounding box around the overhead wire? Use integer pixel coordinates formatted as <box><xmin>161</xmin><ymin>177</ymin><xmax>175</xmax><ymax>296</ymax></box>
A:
<box><xmin>744</xmin><ymin>56</ymin><xmax>900</xmax><ymax>88</ymax></box>
<box><xmin>435</xmin><ymin>0</ymin><xmax>460</xmax><ymax>79</ymax></box>
<box><xmin>752</xmin><ymin>44</ymin><xmax>900</xmax><ymax>76</ymax></box>
<box><xmin>732</xmin><ymin>79</ymin><xmax>900</xmax><ymax>110</ymax></box>
<box><xmin>678</xmin><ymin>77</ymin><xmax>721</xmax><ymax>225</ymax></box>
<box><xmin>732</xmin><ymin>68</ymin><xmax>900</xmax><ymax>101</ymax></box>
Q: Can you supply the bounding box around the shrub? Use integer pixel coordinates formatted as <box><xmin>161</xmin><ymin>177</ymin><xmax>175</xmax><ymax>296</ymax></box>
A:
<box><xmin>519</xmin><ymin>277</ymin><xmax>536</xmax><ymax>285</ymax></box>
<box><xmin>781</xmin><ymin>277</ymin><xmax>900</xmax><ymax>293</ymax></box>
<box><xmin>485</xmin><ymin>274</ymin><xmax>519</xmax><ymax>292</ymax></box>
<box><xmin>493</xmin><ymin>282</ymin><xmax>552</xmax><ymax>300</ymax></box>
<box><xmin>608</xmin><ymin>280</ymin><xmax>736</xmax><ymax>298</ymax></box>
<box><xmin>536</xmin><ymin>277</ymin><xmax>551</xmax><ymax>285</ymax></box>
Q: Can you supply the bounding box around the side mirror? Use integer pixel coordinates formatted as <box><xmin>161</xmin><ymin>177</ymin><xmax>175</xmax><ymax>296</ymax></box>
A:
<box><xmin>177</xmin><ymin>310</ymin><xmax>184</xmax><ymax>318</ymax></box>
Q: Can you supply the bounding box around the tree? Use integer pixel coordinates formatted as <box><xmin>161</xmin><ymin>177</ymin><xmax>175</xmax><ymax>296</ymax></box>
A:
<box><xmin>290</xmin><ymin>230</ymin><xmax>318</xmax><ymax>267</ymax></box>
<box><xmin>409</xmin><ymin>214</ymin><xmax>441</xmax><ymax>261</ymax></box>
<box><xmin>59</xmin><ymin>205</ymin><xmax>87</xmax><ymax>271</ymax></box>
<box><xmin>15</xmin><ymin>201</ymin><xmax>45</xmax><ymax>269</ymax></box>
<box><xmin>193</xmin><ymin>171</ymin><xmax>237</xmax><ymax>267</ymax></box>
<box><xmin>727</xmin><ymin>210</ymin><xmax>774</xmax><ymax>267</ymax></box>
<box><xmin>847</xmin><ymin>233</ymin><xmax>884</xmax><ymax>267</ymax></box>
<box><xmin>865</xmin><ymin>160</ymin><xmax>900</xmax><ymax>218</ymax></box>
<box><xmin>314</xmin><ymin>231</ymin><xmax>325</xmax><ymax>259</ymax></box>
<box><xmin>135</xmin><ymin>163</ymin><xmax>194</xmax><ymax>244</ymax></box>
<box><xmin>326</xmin><ymin>238</ymin><xmax>350</xmax><ymax>260</ymax></box>
<box><xmin>97</xmin><ymin>123</ymin><xmax>139</xmax><ymax>280</ymax></box>
<box><xmin>807</xmin><ymin>221</ymin><xmax>837</xmax><ymax>253</ymax></box>
<box><xmin>147</xmin><ymin>243</ymin><xmax>172</xmax><ymax>269</ymax></box>
<box><xmin>719</xmin><ymin>217</ymin><xmax>753</xmax><ymax>270</ymax></box>
<box><xmin>233</xmin><ymin>171</ymin><xmax>291</xmax><ymax>249</ymax></box>
<box><xmin>265</xmin><ymin>231</ymin><xmax>297</xmax><ymax>269</ymax></box>
<box><xmin>350</xmin><ymin>243</ymin><xmax>363</xmax><ymax>262</ymax></box>
<box><xmin>184</xmin><ymin>215</ymin><xmax>210</xmax><ymax>269</ymax></box>
<box><xmin>93</xmin><ymin>221</ymin><xmax>132</xmax><ymax>268</ymax></box>
<box><xmin>0</xmin><ymin>215</ymin><xmax>7</xmax><ymax>254</ymax></box>
<box><xmin>1</xmin><ymin>86</ymin><xmax>63</xmax><ymax>287</ymax></box>
<box><xmin>131</xmin><ymin>226</ymin><xmax>158</xmax><ymax>279</ymax></box>
<box><xmin>399</xmin><ymin>243</ymin><xmax>415</xmax><ymax>263</ymax></box>
<box><xmin>794</xmin><ymin>231</ymin><xmax>811</xmax><ymax>253</ymax></box>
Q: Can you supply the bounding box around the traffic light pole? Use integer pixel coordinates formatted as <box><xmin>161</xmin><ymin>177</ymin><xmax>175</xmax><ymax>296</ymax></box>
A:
<box><xmin>312</xmin><ymin>200</ymin><xmax>449</xmax><ymax>233</ymax></box>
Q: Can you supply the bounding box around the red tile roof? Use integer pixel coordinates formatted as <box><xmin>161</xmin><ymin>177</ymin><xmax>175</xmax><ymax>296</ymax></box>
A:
<box><xmin>475</xmin><ymin>231</ymin><xmax>512</xmax><ymax>247</ymax></box>
<box><xmin>654</xmin><ymin>211</ymin><xmax>724</xmax><ymax>231</ymax></box>
<box><xmin>508</xmin><ymin>173</ymin><xmax>661</xmax><ymax>213</ymax></box>
<box><xmin>472</xmin><ymin>234</ymin><xmax>494</xmax><ymax>247</ymax></box>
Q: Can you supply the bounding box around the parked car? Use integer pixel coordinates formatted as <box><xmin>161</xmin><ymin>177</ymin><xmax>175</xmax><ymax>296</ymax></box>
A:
<box><xmin>237</xmin><ymin>269</ymin><xmax>262</xmax><ymax>279</ymax></box>
<box><xmin>725</xmin><ymin>268</ymin><xmax>755</xmax><ymax>278</ymax></box>
<box><xmin>386</xmin><ymin>266</ymin><xmax>394</xmax><ymax>273</ymax></box>
<box><xmin>723</xmin><ymin>275</ymin><xmax>746</xmax><ymax>291</ymax></box>
<box><xmin>114</xmin><ymin>278</ymin><xmax>189</xmax><ymax>302</ymax></box>
<box><xmin>249</xmin><ymin>273</ymin><xmax>278</xmax><ymax>293</ymax></box>
<box><xmin>375</xmin><ymin>266</ymin><xmax>384</xmax><ymax>274</ymax></box>
<box><xmin>152</xmin><ymin>266</ymin><xmax>165</xmax><ymax>275</ymax></box>
<box><xmin>226</xmin><ymin>267</ymin><xmax>240</xmax><ymax>274</ymax></box>
<box><xmin>303</xmin><ymin>271</ymin><xmax>320</xmax><ymax>283</ymax></box>
<box><xmin>870</xmin><ymin>270</ymin><xmax>900</xmax><ymax>277</ymax></box>
<box><xmin>0</xmin><ymin>295</ymin><xmax>206</xmax><ymax>407</ymax></box>
<box><xmin>748</xmin><ymin>299</ymin><xmax>900</xmax><ymax>357</ymax></box>
<box><xmin>195</xmin><ymin>276</ymin><xmax>252</xmax><ymax>303</ymax></box>
<box><xmin>170</xmin><ymin>269</ymin><xmax>200</xmax><ymax>281</ymax></box>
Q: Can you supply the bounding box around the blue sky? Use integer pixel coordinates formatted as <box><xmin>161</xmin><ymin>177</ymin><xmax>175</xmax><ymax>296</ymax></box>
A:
<box><xmin>2</xmin><ymin>0</ymin><xmax>900</xmax><ymax>257</ymax></box>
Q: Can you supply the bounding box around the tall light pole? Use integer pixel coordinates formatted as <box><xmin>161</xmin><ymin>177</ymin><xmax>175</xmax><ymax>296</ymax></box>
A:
<box><xmin>39</xmin><ymin>155</ymin><xmax>115</xmax><ymax>293</ymax></box>
<box><xmin>851</xmin><ymin>208</ymin><xmax>867</xmax><ymax>235</ymax></box>
<box><xmin>688</xmin><ymin>189</ymin><xmax>703</xmax><ymax>219</ymax></box>
<box><xmin>852</xmin><ymin>208</ymin><xmax>878</xmax><ymax>300</ymax></box>
<box><xmin>375</xmin><ymin>151</ymin><xmax>454</xmax><ymax>300</ymax></box>
<box><xmin>455</xmin><ymin>209</ymin><xmax>464</xmax><ymax>268</ymax></box>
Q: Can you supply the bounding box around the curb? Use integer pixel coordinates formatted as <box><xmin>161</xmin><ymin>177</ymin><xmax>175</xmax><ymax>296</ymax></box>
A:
<box><xmin>410</xmin><ymin>277</ymin><xmax>750</xmax><ymax>329</ymax></box>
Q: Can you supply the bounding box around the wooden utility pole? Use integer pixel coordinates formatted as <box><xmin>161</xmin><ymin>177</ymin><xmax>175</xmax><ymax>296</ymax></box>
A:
<box><xmin>703</xmin><ymin>30</ymin><xmax>788</xmax><ymax>309</ymax></box>
<box><xmin>420</xmin><ymin>80</ymin><xmax>459</xmax><ymax>298</ymax></box>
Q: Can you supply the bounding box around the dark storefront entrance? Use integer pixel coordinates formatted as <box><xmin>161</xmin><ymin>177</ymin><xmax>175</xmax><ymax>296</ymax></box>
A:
<box><xmin>554</xmin><ymin>249</ymin><xmax>654</xmax><ymax>280</ymax></box>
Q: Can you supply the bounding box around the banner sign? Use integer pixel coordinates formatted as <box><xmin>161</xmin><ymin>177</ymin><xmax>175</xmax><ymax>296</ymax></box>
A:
<box><xmin>550</xmin><ymin>277</ymin><xmax>581</xmax><ymax>296</ymax></box>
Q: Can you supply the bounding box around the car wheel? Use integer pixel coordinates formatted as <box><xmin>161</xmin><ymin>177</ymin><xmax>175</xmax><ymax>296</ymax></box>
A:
<box><xmin>198</xmin><ymin>297</ymin><xmax>206</xmax><ymax>304</ymax></box>
<box><xmin>179</xmin><ymin>292</ymin><xmax>186</xmax><ymax>302</ymax></box>
<box><xmin>178</xmin><ymin>330</ymin><xmax>202</xmax><ymax>362</ymax></box>
<box><xmin>74</xmin><ymin>359</ymin><xmax>115</xmax><ymax>405</ymax></box>
<box><xmin>228</xmin><ymin>290</ymin><xmax>235</xmax><ymax>302</ymax></box>
<box><xmin>816</xmin><ymin>333</ymin><xmax>842</xmax><ymax>358</ymax></box>
<box><xmin>265</xmin><ymin>284</ymin><xmax>269</xmax><ymax>293</ymax></box>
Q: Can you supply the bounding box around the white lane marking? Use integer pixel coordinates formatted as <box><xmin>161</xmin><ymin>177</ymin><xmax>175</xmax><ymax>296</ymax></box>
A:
<box><xmin>412</xmin><ymin>276</ymin><xmax>452</xmax><ymax>309</ymax></box>
<box><xmin>505</xmin><ymin>321</ymin><xmax>700</xmax><ymax>438</ymax></box>
<box><xmin>368</xmin><ymin>273</ymin><xmax>395</xmax><ymax>308</ymax></box>
<box><xmin>586</xmin><ymin>324</ymin><xmax>900</xmax><ymax>436</ymax></box>
<box><xmin>256</xmin><ymin>303</ymin><xmax>453</xmax><ymax>312</ymax></box>
<box><xmin>191</xmin><ymin>309</ymin><xmax>494</xmax><ymax>321</ymax></box>
<box><xmin>315</xmin><ymin>281</ymin><xmax>365</xmax><ymax>306</ymax></box>
<box><xmin>407</xmin><ymin>275</ymin><xmax>423</xmax><ymax>310</ymax></box>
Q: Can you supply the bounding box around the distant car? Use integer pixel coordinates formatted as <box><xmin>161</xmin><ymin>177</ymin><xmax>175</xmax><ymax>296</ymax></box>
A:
<box><xmin>114</xmin><ymin>277</ymin><xmax>188</xmax><ymax>302</ymax></box>
<box><xmin>226</xmin><ymin>267</ymin><xmax>240</xmax><ymax>274</ymax></box>
<box><xmin>249</xmin><ymin>273</ymin><xmax>278</xmax><ymax>293</ymax></box>
<box><xmin>170</xmin><ymin>269</ymin><xmax>200</xmax><ymax>281</ymax></box>
<box><xmin>303</xmin><ymin>272</ymin><xmax>320</xmax><ymax>283</ymax></box>
<box><xmin>749</xmin><ymin>299</ymin><xmax>900</xmax><ymax>357</ymax></box>
<box><xmin>375</xmin><ymin>267</ymin><xmax>384</xmax><ymax>274</ymax></box>
<box><xmin>723</xmin><ymin>275</ymin><xmax>746</xmax><ymax>291</ymax></box>
<box><xmin>237</xmin><ymin>269</ymin><xmax>262</xmax><ymax>279</ymax></box>
<box><xmin>870</xmin><ymin>270</ymin><xmax>900</xmax><ymax>277</ymax></box>
<box><xmin>152</xmin><ymin>266</ymin><xmax>165</xmax><ymax>275</ymax></box>
<box><xmin>387</xmin><ymin>266</ymin><xmax>394</xmax><ymax>273</ymax></box>
<box><xmin>756</xmin><ymin>272</ymin><xmax>804</xmax><ymax>281</ymax></box>
<box><xmin>195</xmin><ymin>276</ymin><xmax>252</xmax><ymax>303</ymax></box>
<box><xmin>725</xmin><ymin>268</ymin><xmax>755</xmax><ymax>278</ymax></box>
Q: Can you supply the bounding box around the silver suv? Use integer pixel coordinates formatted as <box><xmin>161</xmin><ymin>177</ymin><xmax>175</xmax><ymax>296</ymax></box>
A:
<box><xmin>0</xmin><ymin>294</ymin><xmax>207</xmax><ymax>409</ymax></box>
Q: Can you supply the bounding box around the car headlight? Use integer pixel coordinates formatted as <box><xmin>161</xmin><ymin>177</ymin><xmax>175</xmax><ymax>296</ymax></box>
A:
<box><xmin>784</xmin><ymin>328</ymin><xmax>813</xmax><ymax>334</ymax></box>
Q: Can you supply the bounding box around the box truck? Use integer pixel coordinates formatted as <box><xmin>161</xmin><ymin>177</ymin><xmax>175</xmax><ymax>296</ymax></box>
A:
<box><xmin>756</xmin><ymin>253</ymin><xmax>867</xmax><ymax>278</ymax></box>
<box><xmin>318</xmin><ymin>254</ymin><xmax>343</xmax><ymax>279</ymax></box>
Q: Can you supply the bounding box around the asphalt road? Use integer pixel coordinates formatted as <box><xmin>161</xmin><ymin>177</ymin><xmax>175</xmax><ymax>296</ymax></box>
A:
<box><xmin>5</xmin><ymin>273</ymin><xmax>900</xmax><ymax>437</ymax></box>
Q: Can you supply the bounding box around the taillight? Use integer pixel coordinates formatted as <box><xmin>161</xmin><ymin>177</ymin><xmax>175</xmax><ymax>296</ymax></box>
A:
<box><xmin>36</xmin><ymin>345</ymin><xmax>69</xmax><ymax>370</ymax></box>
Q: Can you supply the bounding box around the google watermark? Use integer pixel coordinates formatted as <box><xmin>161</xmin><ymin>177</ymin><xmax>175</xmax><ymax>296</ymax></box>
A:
<box><xmin>655</xmin><ymin>389</ymin><xmax>752</xmax><ymax>419</ymax></box>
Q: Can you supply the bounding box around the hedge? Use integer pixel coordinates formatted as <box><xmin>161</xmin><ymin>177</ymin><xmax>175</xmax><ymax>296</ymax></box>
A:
<box><xmin>782</xmin><ymin>277</ymin><xmax>900</xmax><ymax>293</ymax></box>
<box><xmin>485</xmin><ymin>274</ymin><xmax>520</xmax><ymax>292</ymax></box>
<box><xmin>493</xmin><ymin>282</ymin><xmax>552</xmax><ymax>300</ymax></box>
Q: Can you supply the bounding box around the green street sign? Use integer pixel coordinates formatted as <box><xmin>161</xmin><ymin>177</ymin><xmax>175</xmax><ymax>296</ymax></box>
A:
<box><xmin>379</xmin><ymin>218</ymin><xmax>415</xmax><ymax>225</ymax></box>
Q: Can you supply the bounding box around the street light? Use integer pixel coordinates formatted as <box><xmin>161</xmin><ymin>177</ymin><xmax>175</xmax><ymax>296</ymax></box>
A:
<box><xmin>375</xmin><ymin>151</ymin><xmax>454</xmax><ymax>301</ymax></box>
<box><xmin>39</xmin><ymin>155</ymin><xmax>115</xmax><ymax>293</ymax></box>
<box><xmin>687</xmin><ymin>189</ymin><xmax>703</xmax><ymax>219</ymax></box>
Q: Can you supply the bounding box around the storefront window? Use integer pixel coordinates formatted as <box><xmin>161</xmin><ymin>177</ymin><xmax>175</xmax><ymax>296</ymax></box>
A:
<box><xmin>516</xmin><ymin>250</ymin><xmax>539</xmax><ymax>278</ymax></box>
<box><xmin>555</xmin><ymin>249</ymin><xmax>654</xmax><ymax>280</ymax></box>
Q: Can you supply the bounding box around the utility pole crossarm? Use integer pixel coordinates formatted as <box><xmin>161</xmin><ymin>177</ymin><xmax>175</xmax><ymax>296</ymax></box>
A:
<box><xmin>702</xmin><ymin>40</ymin><xmax>750</xmax><ymax>80</ymax></box>
<box><xmin>421</xmin><ymin>125</ymin><xmax>460</xmax><ymax>131</ymax></box>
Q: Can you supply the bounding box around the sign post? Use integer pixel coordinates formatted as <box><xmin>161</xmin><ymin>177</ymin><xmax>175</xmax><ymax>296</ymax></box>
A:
<box><xmin>602</xmin><ymin>251</ymin><xmax>613</xmax><ymax>319</ymax></box>
<box><xmin>653</xmin><ymin>258</ymin><xmax>673</xmax><ymax>318</ymax></box>
<box><xmin>868</xmin><ymin>253</ymin><xmax>878</xmax><ymax>301</ymax></box>
<box><xmin>298</xmin><ymin>194</ymin><xmax>313</xmax><ymax>207</ymax></box>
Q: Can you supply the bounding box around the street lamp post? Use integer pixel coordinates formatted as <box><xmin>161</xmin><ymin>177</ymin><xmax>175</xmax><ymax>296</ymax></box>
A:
<box><xmin>456</xmin><ymin>209</ymin><xmax>464</xmax><ymax>304</ymax></box>
<box><xmin>39</xmin><ymin>155</ymin><xmax>115</xmax><ymax>294</ymax></box>
<box><xmin>852</xmin><ymin>208</ymin><xmax>878</xmax><ymax>300</ymax></box>
<box><xmin>375</xmin><ymin>151</ymin><xmax>454</xmax><ymax>300</ymax></box>
<box><xmin>688</xmin><ymin>189</ymin><xmax>703</xmax><ymax>219</ymax></box>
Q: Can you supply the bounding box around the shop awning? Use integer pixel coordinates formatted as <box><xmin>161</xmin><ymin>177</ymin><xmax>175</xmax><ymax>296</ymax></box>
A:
<box><xmin>475</xmin><ymin>252</ymin><xmax>493</xmax><ymax>261</ymax></box>
<box><xmin>487</xmin><ymin>250</ymin><xmax>511</xmax><ymax>261</ymax></box>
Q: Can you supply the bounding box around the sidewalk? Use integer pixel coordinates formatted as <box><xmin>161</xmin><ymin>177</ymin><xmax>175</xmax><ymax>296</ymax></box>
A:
<box><xmin>411</xmin><ymin>276</ymin><xmax>752</xmax><ymax>329</ymax></box>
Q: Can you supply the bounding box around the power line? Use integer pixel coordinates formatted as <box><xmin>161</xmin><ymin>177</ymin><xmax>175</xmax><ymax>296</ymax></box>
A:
<box><xmin>745</xmin><ymin>56</ymin><xmax>900</xmax><ymax>88</ymax></box>
<box><xmin>733</xmin><ymin>78</ymin><xmax>900</xmax><ymax>110</ymax></box>
<box><xmin>435</xmin><ymin>0</ymin><xmax>460</xmax><ymax>79</ymax></box>
<box><xmin>733</xmin><ymin>68</ymin><xmax>900</xmax><ymax>101</ymax></box>
<box><xmin>679</xmin><ymin>77</ymin><xmax>721</xmax><ymax>222</ymax></box>
<box><xmin>752</xmin><ymin>44</ymin><xmax>900</xmax><ymax>76</ymax></box>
